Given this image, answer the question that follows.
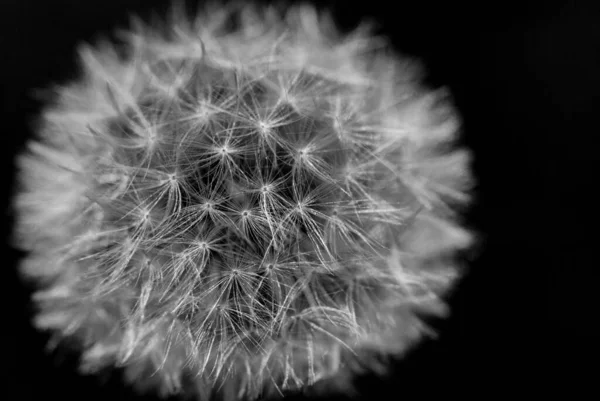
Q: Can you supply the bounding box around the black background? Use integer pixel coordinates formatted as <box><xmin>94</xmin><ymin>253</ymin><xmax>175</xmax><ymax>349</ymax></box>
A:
<box><xmin>1</xmin><ymin>0</ymin><xmax>597</xmax><ymax>399</ymax></box>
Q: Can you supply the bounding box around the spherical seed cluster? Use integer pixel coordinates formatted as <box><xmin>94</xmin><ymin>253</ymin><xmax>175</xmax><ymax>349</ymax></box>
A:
<box><xmin>13</xmin><ymin>2</ymin><xmax>474</xmax><ymax>400</ymax></box>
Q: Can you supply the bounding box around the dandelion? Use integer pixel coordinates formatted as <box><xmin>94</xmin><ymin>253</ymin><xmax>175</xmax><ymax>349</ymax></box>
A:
<box><xmin>12</xmin><ymin>1</ymin><xmax>475</xmax><ymax>400</ymax></box>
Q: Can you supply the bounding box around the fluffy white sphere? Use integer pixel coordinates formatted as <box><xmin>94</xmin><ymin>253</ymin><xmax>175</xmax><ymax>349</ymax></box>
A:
<box><xmin>13</xmin><ymin>2</ymin><xmax>474</xmax><ymax>400</ymax></box>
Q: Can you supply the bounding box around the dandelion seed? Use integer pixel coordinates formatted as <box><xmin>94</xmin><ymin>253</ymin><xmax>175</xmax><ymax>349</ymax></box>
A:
<box><xmin>13</xmin><ymin>2</ymin><xmax>475</xmax><ymax>401</ymax></box>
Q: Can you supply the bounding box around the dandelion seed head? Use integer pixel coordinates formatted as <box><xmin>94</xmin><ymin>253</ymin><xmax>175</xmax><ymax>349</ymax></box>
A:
<box><xmin>13</xmin><ymin>1</ymin><xmax>475</xmax><ymax>400</ymax></box>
